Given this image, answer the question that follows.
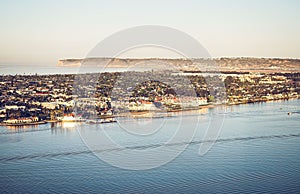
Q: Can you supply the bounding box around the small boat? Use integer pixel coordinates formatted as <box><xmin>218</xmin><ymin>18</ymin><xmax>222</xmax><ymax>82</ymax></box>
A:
<box><xmin>86</xmin><ymin>118</ymin><xmax>116</xmax><ymax>124</ymax></box>
<box><xmin>61</xmin><ymin>115</ymin><xmax>86</xmax><ymax>122</ymax></box>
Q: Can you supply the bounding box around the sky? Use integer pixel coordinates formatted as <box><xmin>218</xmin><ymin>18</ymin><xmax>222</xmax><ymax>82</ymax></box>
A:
<box><xmin>0</xmin><ymin>0</ymin><xmax>299</xmax><ymax>65</ymax></box>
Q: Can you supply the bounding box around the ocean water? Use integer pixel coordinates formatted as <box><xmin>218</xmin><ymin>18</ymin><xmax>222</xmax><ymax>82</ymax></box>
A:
<box><xmin>0</xmin><ymin>65</ymin><xmax>126</xmax><ymax>75</ymax></box>
<box><xmin>0</xmin><ymin>99</ymin><xmax>299</xmax><ymax>193</ymax></box>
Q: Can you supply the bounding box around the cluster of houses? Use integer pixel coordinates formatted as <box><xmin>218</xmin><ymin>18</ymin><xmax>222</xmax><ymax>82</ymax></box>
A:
<box><xmin>224</xmin><ymin>74</ymin><xmax>299</xmax><ymax>104</ymax></box>
<box><xmin>113</xmin><ymin>97</ymin><xmax>208</xmax><ymax>112</ymax></box>
<box><xmin>0</xmin><ymin>71</ymin><xmax>299</xmax><ymax>125</ymax></box>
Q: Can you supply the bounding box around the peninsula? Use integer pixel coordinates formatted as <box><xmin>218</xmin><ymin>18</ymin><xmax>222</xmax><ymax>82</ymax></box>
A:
<box><xmin>1</xmin><ymin>58</ymin><xmax>299</xmax><ymax>125</ymax></box>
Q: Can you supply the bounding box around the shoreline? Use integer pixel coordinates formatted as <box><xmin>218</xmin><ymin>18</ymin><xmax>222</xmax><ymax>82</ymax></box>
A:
<box><xmin>0</xmin><ymin>97</ymin><xmax>298</xmax><ymax>127</ymax></box>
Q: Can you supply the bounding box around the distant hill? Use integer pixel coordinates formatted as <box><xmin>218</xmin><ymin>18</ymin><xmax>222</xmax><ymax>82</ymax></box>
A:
<box><xmin>57</xmin><ymin>57</ymin><xmax>300</xmax><ymax>73</ymax></box>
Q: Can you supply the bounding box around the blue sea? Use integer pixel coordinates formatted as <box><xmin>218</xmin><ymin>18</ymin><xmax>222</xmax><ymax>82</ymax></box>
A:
<box><xmin>0</xmin><ymin>64</ymin><xmax>125</xmax><ymax>75</ymax></box>
<box><xmin>0</xmin><ymin>99</ymin><xmax>299</xmax><ymax>193</ymax></box>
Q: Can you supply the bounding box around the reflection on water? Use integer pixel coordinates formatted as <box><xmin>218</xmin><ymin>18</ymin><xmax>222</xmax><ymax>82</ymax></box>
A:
<box><xmin>60</xmin><ymin>122</ymin><xmax>78</xmax><ymax>129</ymax></box>
<box><xmin>0</xmin><ymin>99</ymin><xmax>299</xmax><ymax>193</ymax></box>
<box><xmin>5</xmin><ymin>124</ymin><xmax>40</xmax><ymax>131</ymax></box>
<box><xmin>169</xmin><ymin>107</ymin><xmax>209</xmax><ymax>117</ymax></box>
<box><xmin>50</xmin><ymin>122</ymin><xmax>84</xmax><ymax>135</ymax></box>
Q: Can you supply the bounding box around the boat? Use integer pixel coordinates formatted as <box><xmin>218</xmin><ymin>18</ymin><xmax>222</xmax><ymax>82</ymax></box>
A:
<box><xmin>60</xmin><ymin>115</ymin><xmax>86</xmax><ymax>122</ymax></box>
<box><xmin>0</xmin><ymin>117</ymin><xmax>47</xmax><ymax>126</ymax></box>
<box><xmin>0</xmin><ymin>121</ymin><xmax>46</xmax><ymax>126</ymax></box>
<box><xmin>86</xmin><ymin>118</ymin><xmax>116</xmax><ymax>124</ymax></box>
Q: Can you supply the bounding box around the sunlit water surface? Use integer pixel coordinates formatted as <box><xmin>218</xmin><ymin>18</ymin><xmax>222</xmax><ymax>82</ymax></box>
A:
<box><xmin>0</xmin><ymin>99</ymin><xmax>300</xmax><ymax>193</ymax></box>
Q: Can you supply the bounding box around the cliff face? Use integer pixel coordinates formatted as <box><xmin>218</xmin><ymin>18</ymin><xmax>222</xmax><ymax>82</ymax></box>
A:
<box><xmin>56</xmin><ymin>58</ymin><xmax>185</xmax><ymax>68</ymax></box>
<box><xmin>57</xmin><ymin>58</ymin><xmax>128</xmax><ymax>67</ymax></box>
<box><xmin>57</xmin><ymin>59</ymin><xmax>82</xmax><ymax>67</ymax></box>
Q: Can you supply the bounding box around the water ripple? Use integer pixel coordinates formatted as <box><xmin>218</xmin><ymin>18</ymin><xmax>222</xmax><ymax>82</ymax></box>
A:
<box><xmin>1</xmin><ymin>132</ymin><xmax>300</xmax><ymax>162</ymax></box>
<box><xmin>0</xmin><ymin>127</ymin><xmax>55</xmax><ymax>135</ymax></box>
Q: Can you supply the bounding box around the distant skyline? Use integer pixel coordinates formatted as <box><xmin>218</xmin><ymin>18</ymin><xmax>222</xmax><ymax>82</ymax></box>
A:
<box><xmin>0</xmin><ymin>0</ymin><xmax>299</xmax><ymax>65</ymax></box>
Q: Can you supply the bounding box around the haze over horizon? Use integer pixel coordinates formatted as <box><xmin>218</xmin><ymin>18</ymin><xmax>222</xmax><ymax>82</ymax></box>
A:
<box><xmin>0</xmin><ymin>0</ymin><xmax>299</xmax><ymax>66</ymax></box>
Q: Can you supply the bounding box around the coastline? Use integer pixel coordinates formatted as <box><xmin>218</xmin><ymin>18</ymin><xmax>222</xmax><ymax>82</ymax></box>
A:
<box><xmin>0</xmin><ymin>97</ymin><xmax>298</xmax><ymax>127</ymax></box>
<box><xmin>1</xmin><ymin>67</ymin><xmax>299</xmax><ymax>126</ymax></box>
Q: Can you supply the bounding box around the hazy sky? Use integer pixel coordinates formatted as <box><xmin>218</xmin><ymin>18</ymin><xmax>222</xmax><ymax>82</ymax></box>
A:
<box><xmin>0</xmin><ymin>0</ymin><xmax>299</xmax><ymax>65</ymax></box>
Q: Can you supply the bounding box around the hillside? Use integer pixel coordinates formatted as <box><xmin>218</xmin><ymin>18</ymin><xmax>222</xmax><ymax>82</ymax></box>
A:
<box><xmin>57</xmin><ymin>58</ymin><xmax>300</xmax><ymax>73</ymax></box>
